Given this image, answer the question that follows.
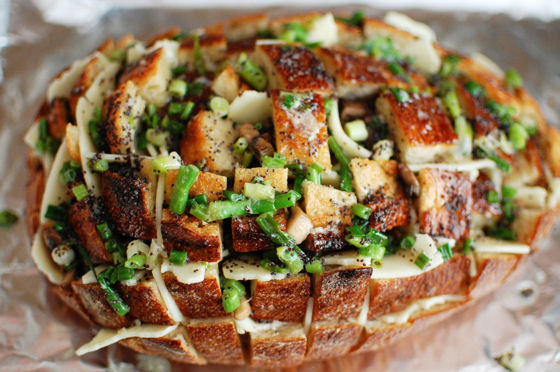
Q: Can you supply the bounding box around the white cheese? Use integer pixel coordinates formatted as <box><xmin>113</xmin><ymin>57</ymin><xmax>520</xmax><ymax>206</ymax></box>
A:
<box><xmin>24</xmin><ymin>122</ymin><xmax>39</xmax><ymax>149</ymax></box>
<box><xmin>473</xmin><ymin>237</ymin><xmax>530</xmax><ymax>255</ymax></box>
<box><xmin>322</xmin><ymin>250</ymin><xmax>372</xmax><ymax>267</ymax></box>
<box><xmin>75</xmin><ymin>323</ymin><xmax>178</xmax><ymax>356</ymax></box>
<box><xmin>353</xmin><ymin>286</ymin><xmax>370</xmax><ymax>326</ymax></box>
<box><xmin>401</xmin><ymin>37</ymin><xmax>441</xmax><ymax>75</ymax></box>
<box><xmin>513</xmin><ymin>186</ymin><xmax>548</xmax><ymax>210</ymax></box>
<box><xmin>76</xmin><ymin>59</ymin><xmax>120</xmax><ymax>196</ymax></box>
<box><xmin>234</xmin><ymin>317</ymin><xmax>289</xmax><ymax>335</ymax></box>
<box><xmin>384</xmin><ymin>11</ymin><xmax>436</xmax><ymax>42</ymax></box>
<box><xmin>152</xmin><ymin>266</ymin><xmax>185</xmax><ymax>323</ymax></box>
<box><xmin>303</xmin><ymin>297</ymin><xmax>313</xmax><ymax>335</ymax></box>
<box><xmin>547</xmin><ymin>177</ymin><xmax>560</xmax><ymax>209</ymax></box>
<box><xmin>222</xmin><ymin>256</ymin><xmax>288</xmax><ymax>281</ymax></box>
<box><xmin>307</xmin><ymin>13</ymin><xmax>338</xmax><ymax>47</ymax></box>
<box><xmin>160</xmin><ymin>259</ymin><xmax>208</xmax><ymax>285</ymax></box>
<box><xmin>120</xmin><ymin>270</ymin><xmax>147</xmax><ymax>287</ymax></box>
<box><xmin>126</xmin><ymin>42</ymin><xmax>147</xmax><ymax>64</ymax></box>
<box><xmin>327</xmin><ymin>100</ymin><xmax>372</xmax><ymax>159</ymax></box>
<box><xmin>39</xmin><ymin>140</ymin><xmax>72</xmax><ymax>224</ymax></box>
<box><xmin>31</xmin><ymin>228</ymin><xmax>66</xmax><ymax>284</ymax></box>
<box><xmin>147</xmin><ymin>40</ymin><xmax>180</xmax><ymax>69</ymax></box>
<box><xmin>81</xmin><ymin>265</ymin><xmax>110</xmax><ymax>284</ymax></box>
<box><xmin>377</xmin><ymin>294</ymin><xmax>465</xmax><ymax>325</ymax></box>
<box><xmin>406</xmin><ymin>159</ymin><xmax>495</xmax><ymax>173</ymax></box>
<box><xmin>228</xmin><ymin>90</ymin><xmax>272</xmax><ymax>124</ymax></box>
<box><xmin>470</xmin><ymin>52</ymin><xmax>505</xmax><ymax>80</ymax></box>
<box><xmin>47</xmin><ymin>53</ymin><xmax>97</xmax><ymax>102</ymax></box>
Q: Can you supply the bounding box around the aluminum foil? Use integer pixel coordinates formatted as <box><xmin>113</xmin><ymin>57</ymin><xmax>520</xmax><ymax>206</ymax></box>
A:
<box><xmin>0</xmin><ymin>2</ymin><xmax>559</xmax><ymax>371</ymax></box>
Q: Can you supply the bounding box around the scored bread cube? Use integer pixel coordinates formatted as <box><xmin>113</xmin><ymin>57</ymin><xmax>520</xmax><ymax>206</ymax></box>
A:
<box><xmin>312</xmin><ymin>266</ymin><xmax>372</xmax><ymax>321</ymax></box>
<box><xmin>232</xmin><ymin>167</ymin><xmax>289</xmax><ymax>252</ymax></box>
<box><xmin>316</xmin><ymin>46</ymin><xmax>427</xmax><ymax>99</ymax></box>
<box><xmin>161</xmin><ymin>209</ymin><xmax>222</xmax><ymax>262</ymax></box>
<box><xmin>101</xmin><ymin>170</ymin><xmax>156</xmax><ymax>240</ymax></box>
<box><xmin>306</xmin><ymin>320</ymin><xmax>362</xmax><ymax>361</ymax></box>
<box><xmin>456</xmin><ymin>82</ymin><xmax>499</xmax><ymax>138</ymax></box>
<box><xmin>211</xmin><ymin>65</ymin><xmax>240</xmax><ymax>102</ymax></box>
<box><xmin>418</xmin><ymin>169</ymin><xmax>473</xmax><ymax>239</ymax></box>
<box><xmin>120</xmin><ymin>326</ymin><xmax>206</xmax><ymax>365</ymax></box>
<box><xmin>186</xmin><ymin>317</ymin><xmax>245</xmax><ymax>365</ymax></box>
<box><xmin>165</xmin><ymin>170</ymin><xmax>227</xmax><ymax>205</ymax></box>
<box><xmin>254</xmin><ymin>43</ymin><xmax>335</xmax><ymax>94</ymax></box>
<box><xmin>71</xmin><ymin>281</ymin><xmax>131</xmax><ymax>329</ymax></box>
<box><xmin>119</xmin><ymin>47</ymin><xmax>171</xmax><ymax>107</ymax></box>
<box><xmin>302</xmin><ymin>181</ymin><xmax>356</xmax><ymax>253</ymax></box>
<box><xmin>118</xmin><ymin>273</ymin><xmax>174</xmax><ymax>325</ymax></box>
<box><xmin>376</xmin><ymin>91</ymin><xmax>458</xmax><ymax>163</ymax></box>
<box><xmin>103</xmin><ymin>81</ymin><xmax>146</xmax><ymax>154</ymax></box>
<box><xmin>368</xmin><ymin>255</ymin><xmax>470</xmax><ymax>319</ymax></box>
<box><xmin>349</xmin><ymin>158</ymin><xmax>409</xmax><ymax>232</ymax></box>
<box><xmin>271</xmin><ymin>90</ymin><xmax>331</xmax><ymax>169</ymax></box>
<box><xmin>68</xmin><ymin>199</ymin><xmax>112</xmax><ymax>264</ymax></box>
<box><xmin>250</xmin><ymin>274</ymin><xmax>311</xmax><ymax>322</ymax></box>
<box><xmin>249</xmin><ymin>324</ymin><xmax>307</xmax><ymax>368</ymax></box>
<box><xmin>180</xmin><ymin>110</ymin><xmax>238</xmax><ymax>177</ymax></box>
<box><xmin>178</xmin><ymin>32</ymin><xmax>227</xmax><ymax>73</ymax></box>
<box><xmin>163</xmin><ymin>264</ymin><xmax>226</xmax><ymax>318</ymax></box>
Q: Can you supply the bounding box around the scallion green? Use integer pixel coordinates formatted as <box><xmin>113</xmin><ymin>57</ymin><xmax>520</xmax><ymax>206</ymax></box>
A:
<box><xmin>261</xmin><ymin>152</ymin><xmax>286</xmax><ymax>168</ymax></box>
<box><xmin>72</xmin><ymin>184</ymin><xmax>89</xmax><ymax>201</ymax></box>
<box><xmin>169</xmin><ymin>79</ymin><xmax>187</xmax><ymax>98</ymax></box>
<box><xmin>414</xmin><ymin>252</ymin><xmax>430</xmax><ymax>269</ymax></box>
<box><xmin>169</xmin><ymin>164</ymin><xmax>200</xmax><ymax>214</ymax></box>
<box><xmin>169</xmin><ymin>250</ymin><xmax>188</xmax><ymax>265</ymax></box>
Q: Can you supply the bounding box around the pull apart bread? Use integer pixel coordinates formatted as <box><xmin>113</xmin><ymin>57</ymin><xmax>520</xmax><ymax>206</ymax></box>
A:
<box><xmin>25</xmin><ymin>11</ymin><xmax>560</xmax><ymax>367</ymax></box>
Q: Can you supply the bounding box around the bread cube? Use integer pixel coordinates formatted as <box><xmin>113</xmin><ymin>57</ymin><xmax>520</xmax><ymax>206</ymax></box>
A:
<box><xmin>250</xmin><ymin>274</ymin><xmax>311</xmax><ymax>322</ymax></box>
<box><xmin>161</xmin><ymin>208</ymin><xmax>223</xmax><ymax>262</ymax></box>
<box><xmin>211</xmin><ymin>65</ymin><xmax>240</xmax><ymax>102</ymax></box>
<box><xmin>71</xmin><ymin>281</ymin><xmax>131</xmax><ymax>329</ymax></box>
<box><xmin>118</xmin><ymin>274</ymin><xmax>174</xmax><ymax>325</ymax></box>
<box><xmin>165</xmin><ymin>170</ymin><xmax>227</xmax><ymax>205</ymax></box>
<box><xmin>249</xmin><ymin>324</ymin><xmax>306</xmax><ymax>368</ymax></box>
<box><xmin>103</xmin><ymin>81</ymin><xmax>146</xmax><ymax>154</ymax></box>
<box><xmin>376</xmin><ymin>91</ymin><xmax>458</xmax><ymax>163</ymax></box>
<box><xmin>456</xmin><ymin>82</ymin><xmax>499</xmax><ymax>138</ymax></box>
<box><xmin>302</xmin><ymin>182</ymin><xmax>356</xmax><ymax>252</ymax></box>
<box><xmin>69</xmin><ymin>54</ymin><xmax>107</xmax><ymax>114</ymax></box>
<box><xmin>349</xmin><ymin>158</ymin><xmax>409</xmax><ymax>231</ymax></box>
<box><xmin>271</xmin><ymin>90</ymin><xmax>331</xmax><ymax>169</ymax></box>
<box><xmin>233</xmin><ymin>167</ymin><xmax>288</xmax><ymax>193</ymax></box>
<box><xmin>101</xmin><ymin>170</ymin><xmax>156</xmax><ymax>240</ymax></box>
<box><xmin>254</xmin><ymin>43</ymin><xmax>334</xmax><ymax>94</ymax></box>
<box><xmin>47</xmin><ymin>97</ymin><xmax>70</xmax><ymax>140</ymax></box>
<box><xmin>186</xmin><ymin>317</ymin><xmax>245</xmax><ymax>365</ymax></box>
<box><xmin>180</xmin><ymin>110</ymin><xmax>238</xmax><ymax>177</ymax></box>
<box><xmin>68</xmin><ymin>199</ymin><xmax>112</xmax><ymax>263</ymax></box>
<box><xmin>418</xmin><ymin>169</ymin><xmax>473</xmax><ymax>239</ymax></box>
<box><xmin>306</xmin><ymin>320</ymin><xmax>362</xmax><ymax>361</ymax></box>
<box><xmin>471</xmin><ymin>173</ymin><xmax>502</xmax><ymax>216</ymax></box>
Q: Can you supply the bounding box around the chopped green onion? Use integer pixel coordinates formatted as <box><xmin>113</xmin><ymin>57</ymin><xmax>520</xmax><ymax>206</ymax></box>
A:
<box><xmin>145</xmin><ymin>128</ymin><xmax>169</xmax><ymax>147</ymax></box>
<box><xmin>96</xmin><ymin>223</ymin><xmax>112</xmax><ymax>240</ymax></box>
<box><xmin>88</xmin><ymin>119</ymin><xmax>100</xmax><ymax>147</ymax></box>
<box><xmin>243</xmin><ymin>182</ymin><xmax>275</xmax><ymax>201</ymax></box>
<box><xmin>488</xmin><ymin>225</ymin><xmax>515</xmax><ymax>241</ymax></box>
<box><xmin>222</xmin><ymin>287</ymin><xmax>242</xmax><ymax>313</ymax></box>
<box><xmin>170</xmin><ymin>164</ymin><xmax>200</xmax><ymax>215</ymax></box>
<box><xmin>59</xmin><ymin>160</ymin><xmax>81</xmax><ymax>184</ymax></box>
<box><xmin>279</xmin><ymin>22</ymin><xmax>308</xmax><ymax>43</ymax></box>
<box><xmin>293</xmin><ymin>176</ymin><xmax>305</xmax><ymax>194</ymax></box>
<box><xmin>283</xmin><ymin>94</ymin><xmax>295</xmax><ymax>109</ymax></box>
<box><xmin>462</xmin><ymin>237</ymin><xmax>474</xmax><ymax>254</ymax></box>
<box><xmin>0</xmin><ymin>209</ymin><xmax>19</xmax><ymax>228</ymax></box>
<box><xmin>388</xmin><ymin>62</ymin><xmax>412</xmax><ymax>82</ymax></box>
<box><xmin>180</xmin><ymin>101</ymin><xmax>196</xmax><ymax>120</ymax></box>
<box><xmin>187</xmin><ymin>194</ymin><xmax>209</xmax><ymax>208</ymax></box>
<box><xmin>151</xmin><ymin>155</ymin><xmax>181</xmax><ymax>175</ymax></box>
<box><xmin>464</xmin><ymin>80</ymin><xmax>485</xmax><ymax>98</ymax></box>
<box><xmin>344</xmin><ymin>119</ymin><xmax>369</xmax><ymax>142</ymax></box>
<box><xmin>53</xmin><ymin>221</ymin><xmax>66</xmax><ymax>232</ymax></box>
<box><xmin>237</xmin><ymin>53</ymin><xmax>267</xmax><ymax>91</ymax></box>
<box><xmin>306</xmin><ymin>163</ymin><xmax>323</xmax><ymax>185</ymax></box>
<box><xmin>508</xmin><ymin>122</ymin><xmax>528</xmax><ymax>150</ymax></box>
<box><xmin>324</xmin><ymin>97</ymin><xmax>334</xmax><ymax>117</ymax></box>
<box><xmin>172</xmin><ymin>65</ymin><xmax>186</xmax><ymax>76</ymax></box>
<box><xmin>502</xmin><ymin>199</ymin><xmax>516</xmax><ymax>222</ymax></box>
<box><xmin>414</xmin><ymin>252</ymin><xmax>430</xmax><ymax>269</ymax></box>
<box><xmin>352</xmin><ymin>204</ymin><xmax>372</xmax><ymax>220</ymax></box>
<box><xmin>116</xmin><ymin>265</ymin><xmax>135</xmax><ymax>281</ymax></box>
<box><xmin>400</xmin><ymin>235</ymin><xmax>416</xmax><ymax>250</ymax></box>
<box><xmin>249</xmin><ymin>199</ymin><xmax>276</xmax><ymax>214</ymax></box>
<box><xmin>45</xmin><ymin>204</ymin><xmax>67</xmax><ymax>221</ymax></box>
<box><xmin>358</xmin><ymin>245</ymin><xmax>385</xmax><ymax>265</ymax></box>
<box><xmin>105</xmin><ymin>238</ymin><xmax>119</xmax><ymax>252</ymax></box>
<box><xmin>256</xmin><ymin>212</ymin><xmax>300</xmax><ymax>250</ymax></box>
<box><xmin>274</xmin><ymin>190</ymin><xmax>301</xmax><ymax>209</ymax></box>
<box><xmin>193</xmin><ymin>33</ymin><xmax>206</xmax><ymax>76</ymax></box>
<box><xmin>338</xmin><ymin>164</ymin><xmax>353</xmax><ymax>192</ymax></box>
<box><xmin>505</xmin><ymin>68</ymin><xmax>523</xmax><ymax>90</ymax></box>
<box><xmin>72</xmin><ymin>184</ymin><xmax>89</xmax><ymax>201</ymax></box>
<box><xmin>442</xmin><ymin>89</ymin><xmax>462</xmax><ymax>119</ymax></box>
<box><xmin>148</xmin><ymin>103</ymin><xmax>157</xmax><ymax>116</ymax></box>
<box><xmin>124</xmin><ymin>253</ymin><xmax>147</xmax><ymax>269</ymax></box>
<box><xmin>169</xmin><ymin>79</ymin><xmax>187</xmax><ymax>98</ymax></box>
<box><xmin>305</xmin><ymin>259</ymin><xmax>324</xmax><ymax>274</ymax></box>
<box><xmin>438</xmin><ymin>243</ymin><xmax>452</xmax><ymax>261</ymax></box>
<box><xmin>261</xmin><ymin>152</ymin><xmax>286</xmax><ymax>168</ymax></box>
<box><xmin>440</xmin><ymin>55</ymin><xmax>460</xmax><ymax>78</ymax></box>
<box><xmin>502</xmin><ymin>186</ymin><xmax>517</xmax><ymax>199</ymax></box>
<box><xmin>233</xmin><ymin>137</ymin><xmax>249</xmax><ymax>155</ymax></box>
<box><xmin>361</xmin><ymin>36</ymin><xmax>401</xmax><ymax>62</ymax></box>
<box><xmin>209</xmin><ymin>96</ymin><xmax>229</xmax><ymax>118</ymax></box>
<box><xmin>242</xmin><ymin>151</ymin><xmax>253</xmax><ymax>167</ymax></box>
<box><xmin>168</xmin><ymin>102</ymin><xmax>185</xmax><ymax>115</ymax></box>
<box><xmin>112</xmin><ymin>250</ymin><xmax>125</xmax><ymax>265</ymax></box>
<box><xmin>93</xmin><ymin>159</ymin><xmax>109</xmax><ymax>173</ymax></box>
<box><xmin>337</xmin><ymin>10</ymin><xmax>365</xmax><ymax>27</ymax></box>
<box><xmin>488</xmin><ymin>153</ymin><xmax>511</xmax><ymax>173</ymax></box>
<box><xmin>108</xmin><ymin>48</ymin><xmax>126</xmax><ymax>63</ymax></box>
<box><xmin>168</xmin><ymin>120</ymin><xmax>184</xmax><ymax>135</ymax></box>
<box><xmin>260</xmin><ymin>259</ymin><xmax>290</xmax><ymax>274</ymax></box>
<box><xmin>276</xmin><ymin>246</ymin><xmax>304</xmax><ymax>274</ymax></box>
<box><xmin>169</xmin><ymin>250</ymin><xmax>188</xmax><ymax>265</ymax></box>
<box><xmin>487</xmin><ymin>190</ymin><xmax>500</xmax><ymax>204</ymax></box>
<box><xmin>192</xmin><ymin>200</ymin><xmax>250</xmax><ymax>222</ymax></box>
<box><xmin>390</xmin><ymin>87</ymin><xmax>411</xmax><ymax>103</ymax></box>
<box><xmin>223</xmin><ymin>190</ymin><xmax>246</xmax><ymax>202</ymax></box>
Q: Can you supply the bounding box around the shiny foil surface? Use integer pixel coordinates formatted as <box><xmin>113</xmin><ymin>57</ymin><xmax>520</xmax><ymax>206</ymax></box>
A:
<box><xmin>0</xmin><ymin>2</ymin><xmax>559</xmax><ymax>371</ymax></box>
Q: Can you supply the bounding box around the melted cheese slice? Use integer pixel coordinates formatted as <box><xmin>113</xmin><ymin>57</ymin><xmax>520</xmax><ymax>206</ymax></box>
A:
<box><xmin>47</xmin><ymin>53</ymin><xmax>97</xmax><ymax>102</ymax></box>
<box><xmin>327</xmin><ymin>100</ymin><xmax>372</xmax><ymax>159</ymax></box>
<box><xmin>222</xmin><ymin>256</ymin><xmax>288</xmax><ymax>281</ymax></box>
<box><xmin>407</xmin><ymin>159</ymin><xmax>495</xmax><ymax>173</ymax></box>
<box><xmin>474</xmin><ymin>237</ymin><xmax>530</xmax><ymax>255</ymax></box>
<box><xmin>307</xmin><ymin>13</ymin><xmax>338</xmax><ymax>47</ymax></box>
<box><xmin>152</xmin><ymin>265</ymin><xmax>185</xmax><ymax>323</ymax></box>
<box><xmin>229</xmin><ymin>90</ymin><xmax>272</xmax><ymax>124</ymax></box>
<box><xmin>76</xmin><ymin>57</ymin><xmax>120</xmax><ymax>196</ymax></box>
<box><xmin>31</xmin><ymin>227</ymin><xmax>65</xmax><ymax>284</ymax></box>
<box><xmin>235</xmin><ymin>317</ymin><xmax>289</xmax><ymax>335</ymax></box>
<box><xmin>322</xmin><ymin>250</ymin><xmax>372</xmax><ymax>267</ymax></box>
<box><xmin>160</xmin><ymin>259</ymin><xmax>208</xmax><ymax>285</ymax></box>
<box><xmin>377</xmin><ymin>294</ymin><xmax>465</xmax><ymax>325</ymax></box>
<box><xmin>384</xmin><ymin>11</ymin><xmax>436</xmax><ymax>42</ymax></box>
<box><xmin>75</xmin><ymin>323</ymin><xmax>178</xmax><ymax>356</ymax></box>
<box><xmin>39</xmin><ymin>140</ymin><xmax>72</xmax><ymax>225</ymax></box>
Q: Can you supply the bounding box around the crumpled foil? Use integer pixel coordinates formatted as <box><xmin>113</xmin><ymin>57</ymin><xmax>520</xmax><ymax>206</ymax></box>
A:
<box><xmin>0</xmin><ymin>2</ymin><xmax>559</xmax><ymax>371</ymax></box>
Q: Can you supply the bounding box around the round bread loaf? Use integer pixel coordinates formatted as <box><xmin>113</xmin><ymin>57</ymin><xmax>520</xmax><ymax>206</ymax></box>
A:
<box><xmin>25</xmin><ymin>10</ymin><xmax>560</xmax><ymax>368</ymax></box>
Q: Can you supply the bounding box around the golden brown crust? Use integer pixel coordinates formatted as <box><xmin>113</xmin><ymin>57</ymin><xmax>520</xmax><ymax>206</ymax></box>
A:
<box><xmin>186</xmin><ymin>318</ymin><xmax>245</xmax><ymax>365</ymax></box>
<box><xmin>231</xmin><ymin>211</ymin><xmax>288</xmax><ymax>253</ymax></box>
<box><xmin>47</xmin><ymin>98</ymin><xmax>71</xmax><ymax>140</ymax></box>
<box><xmin>68</xmin><ymin>200</ymin><xmax>112</xmax><ymax>264</ymax></box>
<box><xmin>251</xmin><ymin>274</ymin><xmax>311</xmax><ymax>322</ymax></box>
<box><xmin>469</xmin><ymin>252</ymin><xmax>519</xmax><ymax>298</ymax></box>
<box><xmin>249</xmin><ymin>326</ymin><xmax>307</xmax><ymax>368</ymax></box>
<box><xmin>306</xmin><ymin>321</ymin><xmax>362</xmax><ymax>361</ymax></box>
<box><xmin>25</xmin><ymin>158</ymin><xmax>44</xmax><ymax>236</ymax></box>
<box><xmin>117</xmin><ymin>278</ymin><xmax>174</xmax><ymax>325</ymax></box>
